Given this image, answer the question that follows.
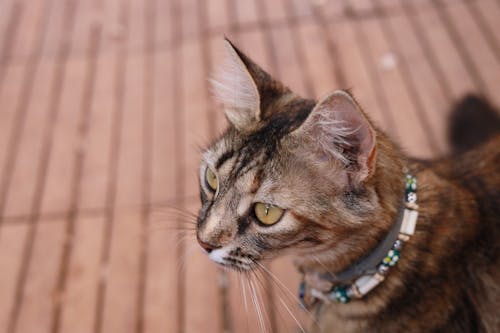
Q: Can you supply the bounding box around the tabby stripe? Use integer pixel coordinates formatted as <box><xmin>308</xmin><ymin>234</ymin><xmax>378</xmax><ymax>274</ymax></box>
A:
<box><xmin>215</xmin><ymin>149</ymin><xmax>235</xmax><ymax>169</ymax></box>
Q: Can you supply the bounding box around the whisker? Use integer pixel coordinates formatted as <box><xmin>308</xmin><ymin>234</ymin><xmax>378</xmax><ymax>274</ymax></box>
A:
<box><xmin>151</xmin><ymin>206</ymin><xmax>198</xmax><ymax>224</ymax></box>
<box><xmin>254</xmin><ymin>261</ymin><xmax>319</xmax><ymax>328</ymax></box>
<box><xmin>251</xmin><ymin>269</ymin><xmax>275</xmax><ymax>331</ymax></box>
<box><xmin>247</xmin><ymin>272</ymin><xmax>267</xmax><ymax>333</ymax></box>
<box><xmin>146</xmin><ymin>225</ymin><xmax>196</xmax><ymax>233</ymax></box>
<box><xmin>313</xmin><ymin>255</ymin><xmax>337</xmax><ymax>278</ymax></box>
<box><xmin>239</xmin><ymin>273</ymin><xmax>251</xmax><ymax>332</ymax></box>
<box><xmin>277</xmin><ymin>295</ymin><xmax>307</xmax><ymax>333</ymax></box>
<box><xmin>253</xmin><ymin>266</ymin><xmax>303</xmax><ymax>332</ymax></box>
<box><xmin>178</xmin><ymin>243</ymin><xmax>198</xmax><ymax>273</ymax></box>
<box><xmin>170</xmin><ymin>233</ymin><xmax>196</xmax><ymax>252</ymax></box>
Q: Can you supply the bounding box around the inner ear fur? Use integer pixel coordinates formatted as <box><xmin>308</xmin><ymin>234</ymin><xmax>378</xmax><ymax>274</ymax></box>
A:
<box><xmin>210</xmin><ymin>38</ymin><xmax>289</xmax><ymax>132</ymax></box>
<box><xmin>294</xmin><ymin>90</ymin><xmax>377</xmax><ymax>183</ymax></box>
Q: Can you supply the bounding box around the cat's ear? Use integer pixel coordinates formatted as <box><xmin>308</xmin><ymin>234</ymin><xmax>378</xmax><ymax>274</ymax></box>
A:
<box><xmin>295</xmin><ymin>90</ymin><xmax>377</xmax><ymax>183</ymax></box>
<box><xmin>211</xmin><ymin>38</ymin><xmax>285</xmax><ymax>131</ymax></box>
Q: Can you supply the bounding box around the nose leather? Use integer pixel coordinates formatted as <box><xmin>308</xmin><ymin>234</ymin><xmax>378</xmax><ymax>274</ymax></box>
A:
<box><xmin>197</xmin><ymin>237</ymin><xmax>220</xmax><ymax>254</ymax></box>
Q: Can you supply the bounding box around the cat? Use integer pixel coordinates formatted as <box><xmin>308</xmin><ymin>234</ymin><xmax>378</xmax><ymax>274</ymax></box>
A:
<box><xmin>196</xmin><ymin>39</ymin><xmax>500</xmax><ymax>333</ymax></box>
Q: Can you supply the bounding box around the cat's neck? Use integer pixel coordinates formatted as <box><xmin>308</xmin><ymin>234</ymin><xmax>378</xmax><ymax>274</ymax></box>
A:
<box><xmin>296</xmin><ymin>131</ymin><xmax>407</xmax><ymax>276</ymax></box>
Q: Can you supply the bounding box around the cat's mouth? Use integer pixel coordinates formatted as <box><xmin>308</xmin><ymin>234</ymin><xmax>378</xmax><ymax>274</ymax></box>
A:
<box><xmin>207</xmin><ymin>247</ymin><xmax>258</xmax><ymax>271</ymax></box>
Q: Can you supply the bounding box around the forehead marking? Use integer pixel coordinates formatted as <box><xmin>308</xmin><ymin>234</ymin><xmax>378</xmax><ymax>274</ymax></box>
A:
<box><xmin>237</xmin><ymin>194</ymin><xmax>254</xmax><ymax>216</ymax></box>
<box><xmin>216</xmin><ymin>149</ymin><xmax>235</xmax><ymax>169</ymax></box>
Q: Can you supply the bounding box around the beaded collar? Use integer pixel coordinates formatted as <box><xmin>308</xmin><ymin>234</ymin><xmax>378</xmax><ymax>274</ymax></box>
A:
<box><xmin>299</xmin><ymin>172</ymin><xmax>419</xmax><ymax>305</ymax></box>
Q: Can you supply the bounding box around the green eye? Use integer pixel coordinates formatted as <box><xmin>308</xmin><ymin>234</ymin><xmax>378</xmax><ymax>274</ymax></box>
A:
<box><xmin>254</xmin><ymin>203</ymin><xmax>284</xmax><ymax>226</ymax></box>
<box><xmin>205</xmin><ymin>168</ymin><xmax>218</xmax><ymax>192</ymax></box>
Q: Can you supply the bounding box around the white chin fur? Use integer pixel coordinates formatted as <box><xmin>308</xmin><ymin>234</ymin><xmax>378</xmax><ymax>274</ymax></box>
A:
<box><xmin>208</xmin><ymin>247</ymin><xmax>229</xmax><ymax>265</ymax></box>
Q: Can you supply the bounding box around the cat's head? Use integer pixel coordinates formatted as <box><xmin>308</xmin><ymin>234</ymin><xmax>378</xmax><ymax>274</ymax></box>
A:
<box><xmin>196</xmin><ymin>39</ymin><xmax>382</xmax><ymax>272</ymax></box>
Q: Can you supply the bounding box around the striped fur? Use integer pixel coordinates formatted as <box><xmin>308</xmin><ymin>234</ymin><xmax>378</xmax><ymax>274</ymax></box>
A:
<box><xmin>197</xmin><ymin>41</ymin><xmax>500</xmax><ymax>332</ymax></box>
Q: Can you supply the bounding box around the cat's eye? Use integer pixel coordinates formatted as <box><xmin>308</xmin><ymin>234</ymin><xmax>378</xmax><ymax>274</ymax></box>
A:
<box><xmin>254</xmin><ymin>203</ymin><xmax>284</xmax><ymax>226</ymax></box>
<box><xmin>205</xmin><ymin>168</ymin><xmax>218</xmax><ymax>192</ymax></box>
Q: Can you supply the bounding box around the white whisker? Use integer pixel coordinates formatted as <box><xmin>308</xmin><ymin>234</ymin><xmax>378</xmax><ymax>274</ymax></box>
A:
<box><xmin>247</xmin><ymin>273</ymin><xmax>267</xmax><ymax>333</ymax></box>
<box><xmin>278</xmin><ymin>295</ymin><xmax>307</xmax><ymax>333</ymax></box>
<box><xmin>255</xmin><ymin>261</ymin><xmax>319</xmax><ymax>328</ymax></box>
<box><xmin>240</xmin><ymin>273</ymin><xmax>250</xmax><ymax>332</ymax></box>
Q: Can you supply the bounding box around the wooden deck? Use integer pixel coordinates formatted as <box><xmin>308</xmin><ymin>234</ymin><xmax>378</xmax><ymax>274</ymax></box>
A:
<box><xmin>0</xmin><ymin>0</ymin><xmax>499</xmax><ymax>332</ymax></box>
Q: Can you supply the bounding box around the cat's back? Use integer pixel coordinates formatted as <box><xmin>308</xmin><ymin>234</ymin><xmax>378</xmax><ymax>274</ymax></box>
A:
<box><xmin>419</xmin><ymin>98</ymin><xmax>500</xmax><ymax>332</ymax></box>
<box><xmin>439</xmin><ymin>134</ymin><xmax>500</xmax><ymax>333</ymax></box>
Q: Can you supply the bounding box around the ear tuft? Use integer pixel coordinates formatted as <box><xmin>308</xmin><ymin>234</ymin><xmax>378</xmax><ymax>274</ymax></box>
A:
<box><xmin>210</xmin><ymin>39</ymin><xmax>260</xmax><ymax>131</ymax></box>
<box><xmin>295</xmin><ymin>90</ymin><xmax>377</xmax><ymax>182</ymax></box>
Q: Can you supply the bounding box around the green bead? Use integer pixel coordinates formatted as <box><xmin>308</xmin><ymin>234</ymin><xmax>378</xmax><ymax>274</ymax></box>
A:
<box><xmin>331</xmin><ymin>286</ymin><xmax>351</xmax><ymax>304</ymax></box>
<box><xmin>405</xmin><ymin>175</ymin><xmax>417</xmax><ymax>192</ymax></box>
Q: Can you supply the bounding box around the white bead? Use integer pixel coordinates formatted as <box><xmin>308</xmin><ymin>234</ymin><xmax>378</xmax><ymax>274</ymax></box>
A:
<box><xmin>355</xmin><ymin>274</ymin><xmax>384</xmax><ymax>296</ymax></box>
<box><xmin>401</xmin><ymin>209</ymin><xmax>418</xmax><ymax>235</ymax></box>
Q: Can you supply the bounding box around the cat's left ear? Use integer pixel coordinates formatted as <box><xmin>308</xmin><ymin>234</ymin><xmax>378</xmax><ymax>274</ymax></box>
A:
<box><xmin>211</xmin><ymin>38</ymin><xmax>287</xmax><ymax>132</ymax></box>
<box><xmin>295</xmin><ymin>90</ymin><xmax>377</xmax><ymax>183</ymax></box>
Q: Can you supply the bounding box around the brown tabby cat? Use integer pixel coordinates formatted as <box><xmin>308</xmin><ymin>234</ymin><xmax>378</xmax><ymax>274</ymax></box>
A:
<box><xmin>196</xmin><ymin>39</ymin><xmax>500</xmax><ymax>332</ymax></box>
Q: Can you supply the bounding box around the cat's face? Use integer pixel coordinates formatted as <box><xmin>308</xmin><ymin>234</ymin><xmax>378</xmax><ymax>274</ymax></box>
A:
<box><xmin>196</xmin><ymin>40</ymin><xmax>378</xmax><ymax>271</ymax></box>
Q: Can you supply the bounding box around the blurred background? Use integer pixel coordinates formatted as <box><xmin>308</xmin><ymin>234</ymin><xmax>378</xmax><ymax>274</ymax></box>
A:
<box><xmin>0</xmin><ymin>0</ymin><xmax>499</xmax><ymax>332</ymax></box>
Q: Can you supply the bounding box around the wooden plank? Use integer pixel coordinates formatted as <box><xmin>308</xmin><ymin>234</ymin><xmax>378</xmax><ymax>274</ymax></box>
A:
<box><xmin>150</xmin><ymin>49</ymin><xmax>177</xmax><ymax>204</ymax></box>
<box><xmin>297</xmin><ymin>21</ymin><xmax>339</xmax><ymax>98</ymax></box>
<box><xmin>316</xmin><ymin>0</ymin><xmax>344</xmax><ymax>19</ymax></box>
<box><xmin>357</xmin><ymin>17</ymin><xmax>435</xmax><ymax>157</ymax></box>
<box><xmin>180</xmin><ymin>0</ymin><xmax>199</xmax><ymax>41</ymax></box>
<box><xmin>70</xmin><ymin>0</ymin><xmax>96</xmax><ymax>57</ymax></box>
<box><xmin>154</xmin><ymin>0</ymin><xmax>173</xmax><ymax>46</ymax></box>
<box><xmin>40</xmin><ymin>0</ymin><xmax>66</xmax><ymax>58</ymax></box>
<box><xmin>262</xmin><ymin>0</ymin><xmax>288</xmax><ymax>22</ymax></box>
<box><xmin>0</xmin><ymin>223</ymin><xmax>29</xmax><ymax>332</ymax></box>
<box><xmin>58</xmin><ymin>215</ymin><xmax>105</xmax><ymax>333</ymax></box>
<box><xmin>383</xmin><ymin>13</ymin><xmax>448</xmax><ymax>153</ymax></box>
<box><xmin>472</xmin><ymin>0</ymin><xmax>500</xmax><ymax>62</ymax></box>
<box><xmin>406</xmin><ymin>2</ymin><xmax>477</xmax><ymax>99</ymax></box>
<box><xmin>142</xmin><ymin>207</ymin><xmax>179</xmax><ymax>333</ymax></box>
<box><xmin>376</xmin><ymin>0</ymin><xmax>404</xmax><ymax>12</ymax></box>
<box><xmin>346</xmin><ymin>0</ymin><xmax>375</xmax><ymax>15</ymax></box>
<box><xmin>128</xmin><ymin>0</ymin><xmax>146</xmax><ymax>53</ymax></box>
<box><xmin>270</xmin><ymin>25</ymin><xmax>308</xmax><ymax>96</ymax></box>
<box><xmin>40</xmin><ymin>58</ymin><xmax>87</xmax><ymax>215</ymax></box>
<box><xmin>5</xmin><ymin>0</ymin><xmax>78</xmax><ymax>219</ymax></box>
<box><xmin>180</xmin><ymin>39</ymin><xmax>222</xmax><ymax>332</ymax></box>
<box><xmin>234</xmin><ymin>0</ymin><xmax>260</xmax><ymax>27</ymax></box>
<box><xmin>11</xmin><ymin>0</ymin><xmax>47</xmax><ymax>60</ymax></box>
<box><xmin>100</xmin><ymin>210</ymin><xmax>142</xmax><ymax>333</ymax></box>
<box><xmin>3</xmin><ymin>61</ymin><xmax>56</xmax><ymax>217</ymax></box>
<box><xmin>79</xmin><ymin>52</ymin><xmax>114</xmax><ymax>212</ymax></box>
<box><xmin>113</xmin><ymin>54</ymin><xmax>144</xmax><ymax>208</ymax></box>
<box><xmin>206</xmin><ymin>0</ymin><xmax>230</xmax><ymax>32</ymax></box>
<box><xmin>443</xmin><ymin>1</ymin><xmax>500</xmax><ymax>106</ymax></box>
<box><xmin>98</xmin><ymin>0</ymin><xmax>122</xmax><ymax>56</ymax></box>
<box><xmin>0</xmin><ymin>65</ymin><xmax>24</xmax><ymax>188</ymax></box>
<box><xmin>0</xmin><ymin>0</ymin><xmax>19</xmax><ymax>67</ymax></box>
<box><xmin>329</xmin><ymin>21</ymin><xmax>390</xmax><ymax>135</ymax></box>
<box><xmin>100</xmin><ymin>52</ymin><xmax>145</xmax><ymax>332</ymax></box>
<box><xmin>291</xmin><ymin>0</ymin><xmax>314</xmax><ymax>19</ymax></box>
<box><xmin>14</xmin><ymin>219</ymin><xmax>66</xmax><ymax>333</ymax></box>
<box><xmin>180</xmin><ymin>41</ymin><xmax>211</xmax><ymax>197</ymax></box>
<box><xmin>0</xmin><ymin>0</ymin><xmax>15</xmax><ymax>40</ymax></box>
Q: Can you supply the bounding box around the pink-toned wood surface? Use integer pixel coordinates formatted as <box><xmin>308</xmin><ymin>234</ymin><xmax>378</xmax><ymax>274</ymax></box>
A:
<box><xmin>1</xmin><ymin>0</ymin><xmax>500</xmax><ymax>332</ymax></box>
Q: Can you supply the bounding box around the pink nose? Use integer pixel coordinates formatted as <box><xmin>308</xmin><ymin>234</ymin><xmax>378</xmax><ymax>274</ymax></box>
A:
<box><xmin>197</xmin><ymin>237</ymin><xmax>219</xmax><ymax>254</ymax></box>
